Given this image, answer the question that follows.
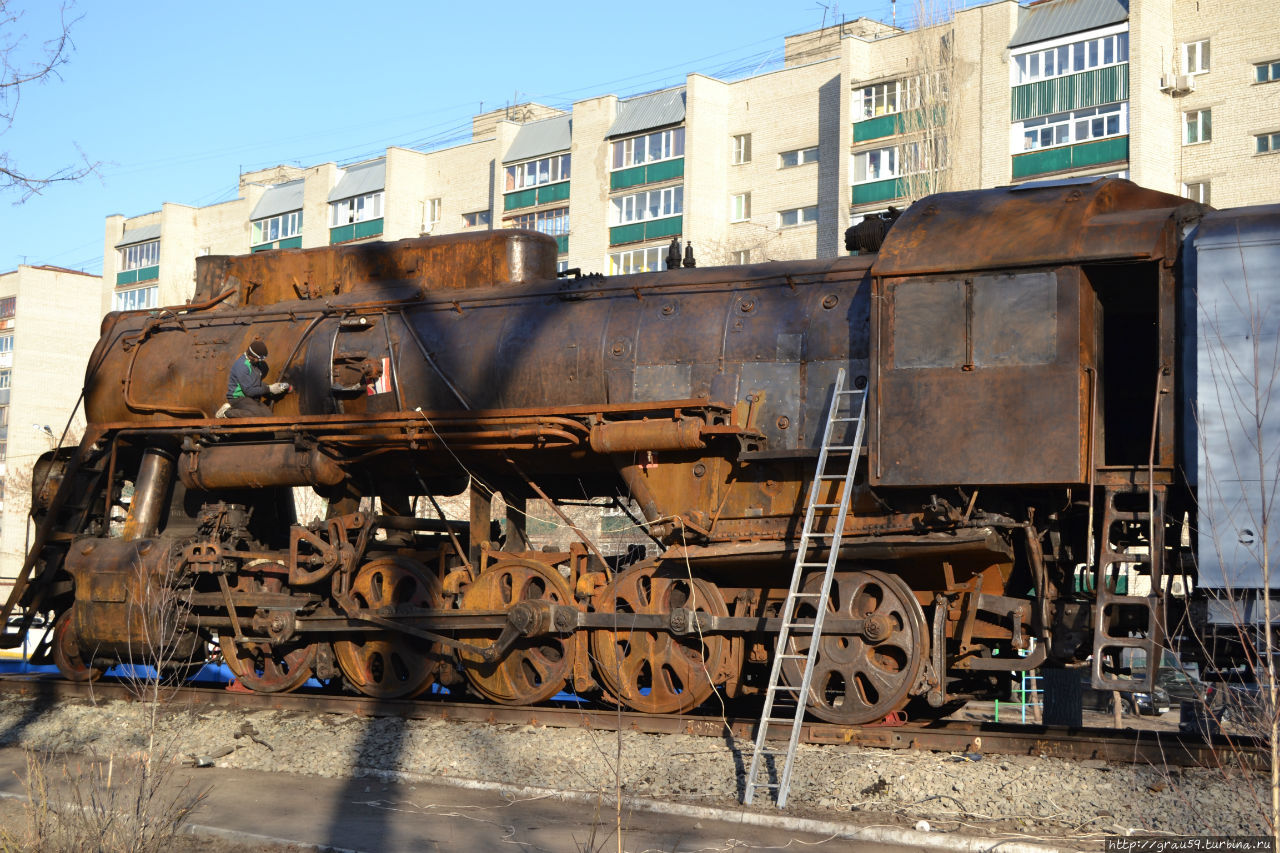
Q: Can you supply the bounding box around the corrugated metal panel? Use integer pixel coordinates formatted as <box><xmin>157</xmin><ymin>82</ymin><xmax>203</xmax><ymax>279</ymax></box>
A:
<box><xmin>250</xmin><ymin>180</ymin><xmax>305</xmax><ymax>220</ymax></box>
<box><xmin>114</xmin><ymin>223</ymin><xmax>161</xmax><ymax>249</ymax></box>
<box><xmin>607</xmin><ymin>88</ymin><xmax>686</xmax><ymax>139</ymax></box>
<box><xmin>1009</xmin><ymin>0</ymin><xmax>1128</xmax><ymax>48</ymax></box>
<box><xmin>327</xmin><ymin>159</ymin><xmax>386</xmax><ymax>202</ymax></box>
<box><xmin>503</xmin><ymin>115</ymin><xmax>572</xmax><ymax>164</ymax></box>
<box><xmin>1012</xmin><ymin>64</ymin><xmax>1128</xmax><ymax>120</ymax></box>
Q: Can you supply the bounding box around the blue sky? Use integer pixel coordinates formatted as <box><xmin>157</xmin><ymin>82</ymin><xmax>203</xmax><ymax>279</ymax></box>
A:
<box><xmin>0</xmin><ymin>0</ymin><xmax>900</xmax><ymax>274</ymax></box>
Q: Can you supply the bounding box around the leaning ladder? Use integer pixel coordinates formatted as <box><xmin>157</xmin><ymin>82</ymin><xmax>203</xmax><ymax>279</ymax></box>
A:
<box><xmin>743</xmin><ymin>368</ymin><xmax>867</xmax><ymax>808</ymax></box>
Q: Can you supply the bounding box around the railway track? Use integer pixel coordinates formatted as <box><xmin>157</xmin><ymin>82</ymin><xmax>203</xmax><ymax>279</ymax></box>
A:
<box><xmin>0</xmin><ymin>673</ymin><xmax>1264</xmax><ymax>772</ymax></box>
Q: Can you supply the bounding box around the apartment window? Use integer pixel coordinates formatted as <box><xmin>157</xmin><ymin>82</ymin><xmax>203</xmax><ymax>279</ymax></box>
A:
<box><xmin>1021</xmin><ymin>103</ymin><xmax>1126</xmax><ymax>151</ymax></box>
<box><xmin>610</xmin><ymin>186</ymin><xmax>683</xmax><ymax>226</ymax></box>
<box><xmin>852</xmin><ymin>146</ymin><xmax>900</xmax><ymax>183</ymax></box>
<box><xmin>120</xmin><ymin>239</ymin><xmax>160</xmax><ymax>271</ymax></box>
<box><xmin>611</xmin><ymin>127</ymin><xmax>685</xmax><ymax>170</ymax></box>
<box><xmin>0</xmin><ymin>297</ymin><xmax>13</xmax><ymax>319</ymax></box>
<box><xmin>731</xmin><ymin>249</ymin><xmax>751</xmax><ymax>265</ymax></box>
<box><xmin>1257</xmin><ymin>132</ymin><xmax>1280</xmax><ymax>154</ymax></box>
<box><xmin>0</xmin><ymin>334</ymin><xmax>11</xmax><ymax>354</ymax></box>
<box><xmin>251</xmin><ymin>210</ymin><xmax>302</xmax><ymax>246</ymax></box>
<box><xmin>113</xmin><ymin>285</ymin><xmax>159</xmax><ymax>312</ymax></box>
<box><xmin>462</xmin><ymin>210</ymin><xmax>491</xmax><ymax>228</ymax></box>
<box><xmin>425</xmin><ymin>198</ymin><xmax>441</xmax><ymax>230</ymax></box>
<box><xmin>1012</xmin><ymin>30</ymin><xmax>1128</xmax><ymax>84</ymax></box>
<box><xmin>1183</xmin><ymin>40</ymin><xmax>1210</xmax><ymax>75</ymax></box>
<box><xmin>0</xmin><ymin>368</ymin><xmax>8</xmax><ymax>390</ymax></box>
<box><xmin>608</xmin><ymin>245</ymin><xmax>666</xmax><ymax>275</ymax></box>
<box><xmin>731</xmin><ymin>193</ymin><xmax>751</xmax><ymax>222</ymax></box>
<box><xmin>504</xmin><ymin>153</ymin><xmax>571</xmax><ymax>192</ymax></box>
<box><xmin>779</xmin><ymin>147</ymin><xmax>819</xmax><ymax>168</ymax></box>
<box><xmin>779</xmin><ymin>206</ymin><xmax>818</xmax><ymax>228</ymax></box>
<box><xmin>1183</xmin><ymin>182</ymin><xmax>1211</xmax><ymax>204</ymax></box>
<box><xmin>511</xmin><ymin>207</ymin><xmax>569</xmax><ymax>236</ymax></box>
<box><xmin>1184</xmin><ymin>109</ymin><xmax>1212</xmax><ymax>144</ymax></box>
<box><xmin>330</xmin><ymin>191</ymin><xmax>384</xmax><ymax>225</ymax></box>
<box><xmin>732</xmin><ymin>134</ymin><xmax>751</xmax><ymax>165</ymax></box>
<box><xmin>1257</xmin><ymin>61</ymin><xmax>1280</xmax><ymax>83</ymax></box>
<box><xmin>859</xmin><ymin>81</ymin><xmax>900</xmax><ymax>119</ymax></box>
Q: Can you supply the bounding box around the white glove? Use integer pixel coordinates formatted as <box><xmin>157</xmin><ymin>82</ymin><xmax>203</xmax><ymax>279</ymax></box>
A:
<box><xmin>268</xmin><ymin>382</ymin><xmax>290</xmax><ymax>395</ymax></box>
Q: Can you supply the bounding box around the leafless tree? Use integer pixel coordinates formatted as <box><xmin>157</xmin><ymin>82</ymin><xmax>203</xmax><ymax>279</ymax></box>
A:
<box><xmin>900</xmin><ymin>0</ymin><xmax>958</xmax><ymax>205</ymax></box>
<box><xmin>0</xmin><ymin>0</ymin><xmax>97</xmax><ymax>200</ymax></box>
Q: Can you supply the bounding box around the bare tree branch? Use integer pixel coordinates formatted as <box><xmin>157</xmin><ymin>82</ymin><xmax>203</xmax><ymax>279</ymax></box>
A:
<box><xmin>0</xmin><ymin>1</ymin><xmax>98</xmax><ymax>201</ymax></box>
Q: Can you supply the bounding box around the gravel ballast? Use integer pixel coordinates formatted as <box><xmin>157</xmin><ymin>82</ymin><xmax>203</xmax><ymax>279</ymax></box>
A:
<box><xmin>0</xmin><ymin>692</ymin><xmax>1268</xmax><ymax>847</ymax></box>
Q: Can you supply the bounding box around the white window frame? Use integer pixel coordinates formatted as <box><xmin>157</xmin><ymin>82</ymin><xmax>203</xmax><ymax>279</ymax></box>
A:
<box><xmin>1182</xmin><ymin>182</ymin><xmax>1211</xmax><ymax>204</ymax></box>
<box><xmin>511</xmin><ymin>207</ymin><xmax>570</xmax><ymax>236</ymax></box>
<box><xmin>778</xmin><ymin>206</ymin><xmax>818</xmax><ymax>228</ymax></box>
<box><xmin>504</xmin><ymin>153</ymin><xmax>571</xmax><ymax>193</ymax></box>
<box><xmin>858</xmin><ymin>81</ymin><xmax>900</xmax><ymax>120</ymax></box>
<box><xmin>730</xmin><ymin>192</ymin><xmax>751</xmax><ymax>223</ymax></box>
<box><xmin>0</xmin><ymin>368</ymin><xmax>9</xmax><ymax>390</ymax></box>
<box><xmin>852</xmin><ymin>146</ymin><xmax>900</xmax><ymax>184</ymax></box>
<box><xmin>1009</xmin><ymin>24</ymin><xmax>1129</xmax><ymax>86</ymax></box>
<box><xmin>425</xmin><ymin>198</ymin><xmax>441</xmax><ymax>230</ymax></box>
<box><xmin>120</xmin><ymin>239</ymin><xmax>160</xmax><ymax>272</ymax></box>
<box><xmin>1182</xmin><ymin>39</ymin><xmax>1210</xmax><ymax>75</ymax></box>
<box><xmin>1014</xmin><ymin>102</ymin><xmax>1128</xmax><ymax>153</ymax></box>
<box><xmin>0</xmin><ymin>334</ymin><xmax>11</xmax><ymax>354</ymax></box>
<box><xmin>731</xmin><ymin>249</ymin><xmax>751</xmax><ymax>265</ymax></box>
<box><xmin>732</xmin><ymin>134</ymin><xmax>751</xmax><ymax>165</ymax></box>
<box><xmin>610</xmin><ymin>185</ymin><xmax>683</xmax><ymax>226</ymax></box>
<box><xmin>113</xmin><ymin>285</ymin><xmax>159</xmax><ymax>313</ymax></box>
<box><xmin>1184</xmin><ymin>109</ymin><xmax>1212</xmax><ymax>145</ymax></box>
<box><xmin>330</xmin><ymin>191</ymin><xmax>384</xmax><ymax>226</ymax></box>
<box><xmin>608</xmin><ymin>244</ymin><xmax>666</xmax><ymax>275</ymax></box>
<box><xmin>610</xmin><ymin>127</ymin><xmax>685</xmax><ymax>171</ymax></box>
<box><xmin>779</xmin><ymin>146</ymin><xmax>819</xmax><ymax>168</ymax></box>
<box><xmin>1257</xmin><ymin>61</ymin><xmax>1280</xmax><ymax>83</ymax></box>
<box><xmin>251</xmin><ymin>210</ymin><xmax>302</xmax><ymax>246</ymax></box>
<box><xmin>1257</xmin><ymin>132</ymin><xmax>1280</xmax><ymax>155</ymax></box>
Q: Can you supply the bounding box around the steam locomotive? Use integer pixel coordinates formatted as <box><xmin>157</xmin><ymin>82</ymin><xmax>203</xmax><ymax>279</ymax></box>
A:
<box><xmin>2</xmin><ymin>178</ymin><xmax>1267</xmax><ymax>725</ymax></box>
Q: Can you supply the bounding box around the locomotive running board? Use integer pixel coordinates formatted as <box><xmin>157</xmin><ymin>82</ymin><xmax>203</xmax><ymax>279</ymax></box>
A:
<box><xmin>743</xmin><ymin>367</ymin><xmax>866</xmax><ymax>809</ymax></box>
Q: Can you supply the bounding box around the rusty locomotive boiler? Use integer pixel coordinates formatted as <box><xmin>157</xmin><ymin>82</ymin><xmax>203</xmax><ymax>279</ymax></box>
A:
<box><xmin>0</xmin><ymin>178</ymin><xmax>1205</xmax><ymax>723</ymax></box>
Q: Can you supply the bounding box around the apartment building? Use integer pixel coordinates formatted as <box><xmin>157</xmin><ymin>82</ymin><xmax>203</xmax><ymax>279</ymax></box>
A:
<box><xmin>101</xmin><ymin>0</ymin><xmax>1279</xmax><ymax>311</ymax></box>
<box><xmin>0</xmin><ymin>265</ymin><xmax>109</xmax><ymax>592</ymax></box>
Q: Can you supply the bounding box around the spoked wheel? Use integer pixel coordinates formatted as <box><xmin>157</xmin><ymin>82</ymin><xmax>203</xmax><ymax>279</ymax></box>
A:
<box><xmin>333</xmin><ymin>557</ymin><xmax>445</xmax><ymax>699</ymax></box>
<box><xmin>591</xmin><ymin>563</ymin><xmax>731</xmax><ymax>714</ymax></box>
<box><xmin>780</xmin><ymin>570</ymin><xmax>926</xmax><ymax>725</ymax></box>
<box><xmin>220</xmin><ymin>573</ymin><xmax>317</xmax><ymax>694</ymax></box>
<box><xmin>51</xmin><ymin>609</ymin><xmax>103</xmax><ymax>682</ymax></box>
<box><xmin>456</xmin><ymin>558</ymin><xmax>577</xmax><ymax>705</ymax></box>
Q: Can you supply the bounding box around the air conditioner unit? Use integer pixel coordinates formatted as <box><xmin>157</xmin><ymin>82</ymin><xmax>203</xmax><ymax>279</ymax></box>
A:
<box><xmin>1159</xmin><ymin>74</ymin><xmax>1195</xmax><ymax>95</ymax></box>
<box><xmin>1177</xmin><ymin>74</ymin><xmax>1196</xmax><ymax>92</ymax></box>
<box><xmin>1159</xmin><ymin>74</ymin><xmax>1176</xmax><ymax>92</ymax></box>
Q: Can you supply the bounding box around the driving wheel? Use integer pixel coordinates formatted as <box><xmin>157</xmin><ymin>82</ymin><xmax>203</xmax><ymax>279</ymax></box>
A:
<box><xmin>51</xmin><ymin>609</ymin><xmax>103</xmax><ymax>682</ymax></box>
<box><xmin>780</xmin><ymin>570</ymin><xmax>926</xmax><ymax>724</ymax></box>
<box><xmin>333</xmin><ymin>557</ymin><xmax>445</xmax><ymax>699</ymax></box>
<box><xmin>591</xmin><ymin>563</ymin><xmax>731</xmax><ymax>714</ymax></box>
<box><xmin>220</xmin><ymin>573</ymin><xmax>317</xmax><ymax>693</ymax></box>
<box><xmin>456</xmin><ymin>557</ymin><xmax>577</xmax><ymax>705</ymax></box>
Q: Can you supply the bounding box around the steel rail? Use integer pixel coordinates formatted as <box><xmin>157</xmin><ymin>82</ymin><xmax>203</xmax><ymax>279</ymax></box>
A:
<box><xmin>0</xmin><ymin>675</ymin><xmax>1262</xmax><ymax>772</ymax></box>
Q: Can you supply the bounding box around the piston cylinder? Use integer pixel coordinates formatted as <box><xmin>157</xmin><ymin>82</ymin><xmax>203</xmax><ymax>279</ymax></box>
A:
<box><xmin>178</xmin><ymin>444</ymin><xmax>345</xmax><ymax>490</ymax></box>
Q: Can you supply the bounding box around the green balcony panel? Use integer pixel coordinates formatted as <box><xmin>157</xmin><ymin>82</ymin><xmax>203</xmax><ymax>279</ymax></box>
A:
<box><xmin>537</xmin><ymin>181</ymin><xmax>570</xmax><ymax>205</ymax></box>
<box><xmin>610</xmin><ymin>164</ymin><xmax>648</xmax><ymax>191</ymax></box>
<box><xmin>117</xmin><ymin>265</ymin><xmax>159</xmax><ymax>285</ymax></box>
<box><xmin>610</xmin><ymin>158</ymin><xmax>685</xmax><ymax>190</ymax></box>
<box><xmin>279</xmin><ymin>236</ymin><xmax>302</xmax><ymax>250</ymax></box>
<box><xmin>1012</xmin><ymin>64</ymin><xmax>1128</xmax><ymax>121</ymax></box>
<box><xmin>116</xmin><ymin>269</ymin><xmax>136</xmax><ymax>286</ymax></box>
<box><xmin>353</xmin><ymin>219</ymin><xmax>383</xmax><ymax>240</ymax></box>
<box><xmin>851</xmin><ymin>178</ymin><xmax>906</xmax><ymax>206</ymax></box>
<box><xmin>1012</xmin><ymin>135</ymin><xmax>1128</xmax><ymax>178</ymax></box>
<box><xmin>645</xmin><ymin>158</ymin><xmax>684</xmax><ymax>184</ymax></box>
<box><xmin>135</xmin><ymin>265</ymin><xmax>159</xmax><ymax>283</ymax></box>
<box><xmin>646</xmin><ymin>215</ymin><xmax>682</xmax><ymax>240</ymax></box>
<box><xmin>554</xmin><ymin>234</ymin><xmax>569</xmax><ymax>254</ymax></box>
<box><xmin>504</xmin><ymin>188</ymin><xmax>537</xmax><ymax>211</ymax></box>
<box><xmin>609</xmin><ymin>222</ymin><xmax>646</xmax><ymax>246</ymax></box>
<box><xmin>251</xmin><ymin>244</ymin><xmax>272</xmax><ymax>254</ymax></box>
<box><xmin>854</xmin><ymin>113</ymin><xmax>900</xmax><ymax>142</ymax></box>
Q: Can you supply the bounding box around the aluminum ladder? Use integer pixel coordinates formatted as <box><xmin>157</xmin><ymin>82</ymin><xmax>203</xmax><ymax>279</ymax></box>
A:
<box><xmin>743</xmin><ymin>368</ymin><xmax>867</xmax><ymax>807</ymax></box>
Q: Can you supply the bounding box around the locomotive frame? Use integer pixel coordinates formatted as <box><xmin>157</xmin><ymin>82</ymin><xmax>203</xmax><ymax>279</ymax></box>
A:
<box><xmin>0</xmin><ymin>179</ymin><xmax>1210</xmax><ymax>724</ymax></box>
